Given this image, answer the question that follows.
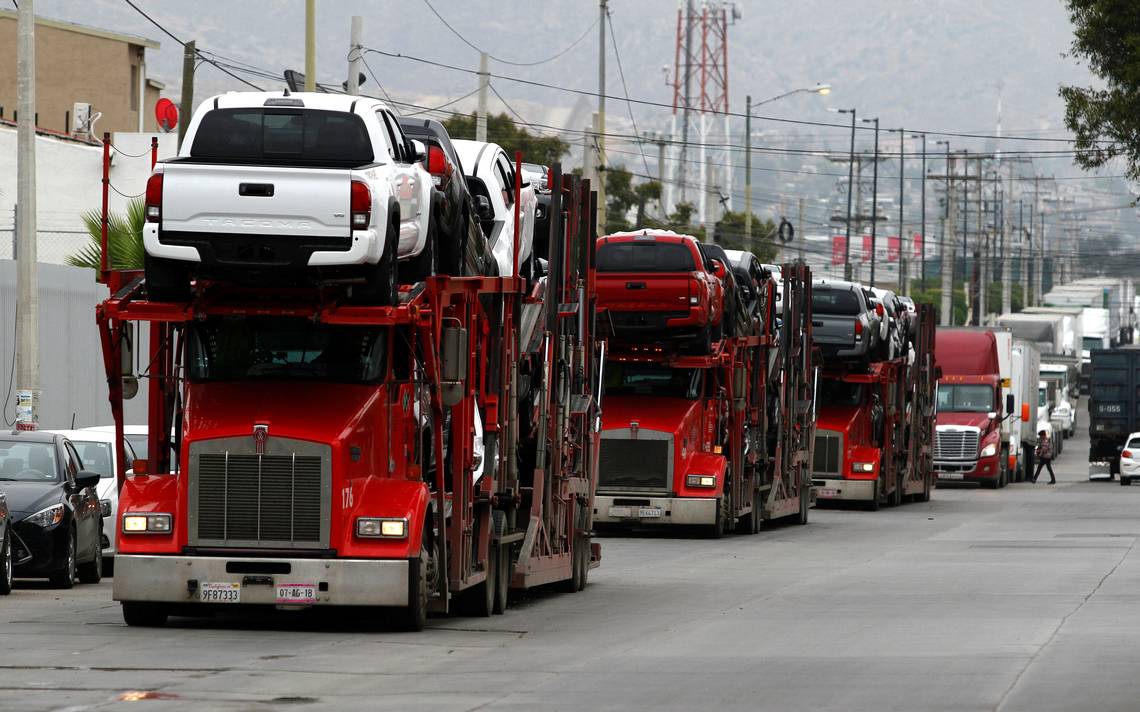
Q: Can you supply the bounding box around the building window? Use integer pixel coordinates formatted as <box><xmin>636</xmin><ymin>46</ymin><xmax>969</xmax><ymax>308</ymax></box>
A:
<box><xmin>130</xmin><ymin>65</ymin><xmax>139</xmax><ymax>111</ymax></box>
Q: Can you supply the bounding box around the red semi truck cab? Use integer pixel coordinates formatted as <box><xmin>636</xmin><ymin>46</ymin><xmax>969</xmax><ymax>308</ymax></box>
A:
<box><xmin>933</xmin><ymin>330</ymin><xmax>1009</xmax><ymax>486</ymax></box>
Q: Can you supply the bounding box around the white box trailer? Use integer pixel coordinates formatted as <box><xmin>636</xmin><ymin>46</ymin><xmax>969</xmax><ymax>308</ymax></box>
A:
<box><xmin>1021</xmin><ymin>306</ymin><xmax>1084</xmax><ymax>360</ymax></box>
<box><xmin>995</xmin><ymin>312</ymin><xmax>1068</xmax><ymax>356</ymax></box>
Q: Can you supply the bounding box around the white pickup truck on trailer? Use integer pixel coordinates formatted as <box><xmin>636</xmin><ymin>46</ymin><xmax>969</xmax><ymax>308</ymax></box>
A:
<box><xmin>143</xmin><ymin>92</ymin><xmax>438</xmax><ymax>304</ymax></box>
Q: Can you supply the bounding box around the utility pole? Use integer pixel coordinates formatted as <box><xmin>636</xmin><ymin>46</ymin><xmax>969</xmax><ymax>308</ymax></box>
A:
<box><xmin>596</xmin><ymin>0</ymin><xmax>607</xmax><ymax>231</ymax></box>
<box><xmin>304</xmin><ymin>0</ymin><xmax>316</xmax><ymax>92</ymax></box>
<box><xmin>912</xmin><ymin>132</ymin><xmax>926</xmax><ymax>285</ymax></box>
<box><xmin>839</xmin><ymin>108</ymin><xmax>856</xmax><ymax>280</ymax></box>
<box><xmin>863</xmin><ymin>117</ymin><xmax>880</xmax><ymax>287</ymax></box>
<box><xmin>1032</xmin><ymin>176</ymin><xmax>1040</xmax><ymax>306</ymax></box>
<box><xmin>975</xmin><ymin>156</ymin><xmax>984</xmax><ymax>325</ymax></box>
<box><xmin>797</xmin><ymin>196</ymin><xmax>805</xmax><ymax>264</ymax></box>
<box><xmin>346</xmin><ymin>16</ymin><xmax>363</xmax><ymax>95</ymax></box>
<box><xmin>476</xmin><ymin>52</ymin><xmax>489</xmax><ymax>142</ymax></box>
<box><xmin>583</xmin><ymin>119</ymin><xmax>596</xmax><ymax>187</ymax></box>
<box><xmin>896</xmin><ymin>128</ymin><xmax>906</xmax><ymax>294</ymax></box>
<box><xmin>177</xmin><ymin>39</ymin><xmax>195</xmax><ymax>148</ymax></box>
<box><xmin>15</xmin><ymin>0</ymin><xmax>38</xmax><ymax>429</ymax></box>
<box><xmin>1019</xmin><ymin>200</ymin><xmax>1028</xmax><ymax>307</ymax></box>
<box><xmin>1001</xmin><ymin>168</ymin><xmax>1012</xmax><ymax>314</ymax></box>
<box><xmin>940</xmin><ymin>169</ymin><xmax>956</xmax><ymax>326</ymax></box>
<box><xmin>744</xmin><ymin>96</ymin><xmax>752</xmax><ymax>253</ymax></box>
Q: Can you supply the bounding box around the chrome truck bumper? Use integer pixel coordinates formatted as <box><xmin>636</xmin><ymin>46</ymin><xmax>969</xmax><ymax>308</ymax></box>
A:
<box><xmin>113</xmin><ymin>554</ymin><xmax>410</xmax><ymax>607</ymax></box>
<box><xmin>812</xmin><ymin>478</ymin><xmax>876</xmax><ymax>502</ymax></box>
<box><xmin>593</xmin><ymin>494</ymin><xmax>717</xmax><ymax>526</ymax></box>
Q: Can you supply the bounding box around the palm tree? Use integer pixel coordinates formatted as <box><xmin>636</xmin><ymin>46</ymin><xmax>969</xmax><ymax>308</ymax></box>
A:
<box><xmin>67</xmin><ymin>198</ymin><xmax>146</xmax><ymax>270</ymax></box>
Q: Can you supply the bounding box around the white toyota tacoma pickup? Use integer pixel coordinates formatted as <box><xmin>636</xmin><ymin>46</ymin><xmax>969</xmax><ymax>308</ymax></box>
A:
<box><xmin>143</xmin><ymin>92</ymin><xmax>437</xmax><ymax>304</ymax></box>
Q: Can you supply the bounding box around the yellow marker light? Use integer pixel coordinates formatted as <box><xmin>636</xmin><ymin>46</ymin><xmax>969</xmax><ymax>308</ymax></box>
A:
<box><xmin>686</xmin><ymin>474</ymin><xmax>717</xmax><ymax>488</ymax></box>
<box><xmin>851</xmin><ymin>462</ymin><xmax>875</xmax><ymax>473</ymax></box>
<box><xmin>356</xmin><ymin>517</ymin><xmax>408</xmax><ymax>539</ymax></box>
<box><xmin>380</xmin><ymin>519</ymin><xmax>407</xmax><ymax>538</ymax></box>
<box><xmin>122</xmin><ymin>513</ymin><xmax>172</xmax><ymax>533</ymax></box>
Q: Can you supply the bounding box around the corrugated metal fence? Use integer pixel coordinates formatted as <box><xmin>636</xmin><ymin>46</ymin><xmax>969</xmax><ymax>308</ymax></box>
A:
<box><xmin>0</xmin><ymin>260</ymin><xmax>148</xmax><ymax>429</ymax></box>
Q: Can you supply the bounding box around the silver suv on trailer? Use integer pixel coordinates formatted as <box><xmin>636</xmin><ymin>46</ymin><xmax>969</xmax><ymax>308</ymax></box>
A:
<box><xmin>812</xmin><ymin>279</ymin><xmax>883</xmax><ymax>361</ymax></box>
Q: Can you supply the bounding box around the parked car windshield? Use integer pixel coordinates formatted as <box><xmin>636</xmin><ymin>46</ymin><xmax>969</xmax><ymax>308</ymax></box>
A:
<box><xmin>812</xmin><ymin>288</ymin><xmax>863</xmax><ymax>316</ymax></box>
<box><xmin>597</xmin><ymin>242</ymin><xmax>697</xmax><ymax>273</ymax></box>
<box><xmin>190</xmin><ymin>108</ymin><xmax>375</xmax><ymax>167</ymax></box>
<box><xmin>604</xmin><ymin>363</ymin><xmax>699</xmax><ymax>399</ymax></box>
<box><xmin>188</xmin><ymin>317</ymin><xmax>388</xmax><ymax>384</ymax></box>
<box><xmin>817</xmin><ymin>379</ymin><xmax>864</xmax><ymax>406</ymax></box>
<box><xmin>0</xmin><ymin>441</ymin><xmax>59</xmax><ymax>482</ymax></box>
<box><xmin>70</xmin><ymin>441</ymin><xmax>113</xmax><ymax>479</ymax></box>
<box><xmin>937</xmin><ymin>384</ymin><xmax>994</xmax><ymax>413</ymax></box>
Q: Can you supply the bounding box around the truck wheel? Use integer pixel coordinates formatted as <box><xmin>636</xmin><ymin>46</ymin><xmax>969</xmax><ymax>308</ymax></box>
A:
<box><xmin>735</xmin><ymin>487</ymin><xmax>762</xmax><ymax>534</ymax></box>
<box><xmin>395</xmin><ymin>551</ymin><xmax>428</xmax><ymax>631</ymax></box>
<box><xmin>559</xmin><ymin>539</ymin><xmax>584</xmax><ymax>593</ymax></box>
<box><xmin>493</xmin><ymin>546</ymin><xmax>510</xmax><ymax>614</ymax></box>
<box><xmin>918</xmin><ymin>473</ymin><xmax>931</xmax><ymax>503</ymax></box>
<box><xmin>705</xmin><ymin>498</ymin><xmax>725</xmax><ymax>539</ymax></box>
<box><xmin>359</xmin><ymin>217</ymin><xmax>400</xmax><ymax>306</ymax></box>
<box><xmin>797</xmin><ymin>481</ymin><xmax>809</xmax><ymax>525</ymax></box>
<box><xmin>401</xmin><ymin>197</ymin><xmax>441</xmax><ymax>283</ymax></box>
<box><xmin>144</xmin><ymin>253</ymin><xmax>190</xmax><ymax>302</ymax></box>
<box><xmin>866</xmin><ymin>481</ymin><xmax>880</xmax><ymax>511</ymax></box>
<box><xmin>577</xmin><ymin>541</ymin><xmax>590</xmax><ymax>591</ymax></box>
<box><xmin>888</xmin><ymin>476</ymin><xmax>902</xmax><ymax>507</ymax></box>
<box><xmin>122</xmin><ymin>602</ymin><xmax>168</xmax><ymax>627</ymax></box>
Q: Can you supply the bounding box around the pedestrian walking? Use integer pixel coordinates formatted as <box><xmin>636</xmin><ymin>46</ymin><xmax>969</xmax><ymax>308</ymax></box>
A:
<box><xmin>1032</xmin><ymin>429</ymin><xmax>1056</xmax><ymax>484</ymax></box>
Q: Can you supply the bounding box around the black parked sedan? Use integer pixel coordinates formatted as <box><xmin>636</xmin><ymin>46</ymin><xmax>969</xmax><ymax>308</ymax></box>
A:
<box><xmin>0</xmin><ymin>490</ymin><xmax>11</xmax><ymax>594</ymax></box>
<box><xmin>0</xmin><ymin>431</ymin><xmax>103</xmax><ymax>588</ymax></box>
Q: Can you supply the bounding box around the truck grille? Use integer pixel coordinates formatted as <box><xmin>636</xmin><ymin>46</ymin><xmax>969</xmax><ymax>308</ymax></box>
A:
<box><xmin>599</xmin><ymin>437</ymin><xmax>672</xmax><ymax>492</ymax></box>
<box><xmin>812</xmin><ymin>430</ymin><xmax>843</xmax><ymax>477</ymax></box>
<box><xmin>934</xmin><ymin>429</ymin><xmax>980</xmax><ymax>461</ymax></box>
<box><xmin>188</xmin><ymin>437</ymin><xmax>331</xmax><ymax>549</ymax></box>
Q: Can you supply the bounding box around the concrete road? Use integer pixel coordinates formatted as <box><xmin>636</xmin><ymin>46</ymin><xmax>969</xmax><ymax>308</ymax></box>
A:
<box><xmin>4</xmin><ymin>411</ymin><xmax>1140</xmax><ymax>711</ymax></box>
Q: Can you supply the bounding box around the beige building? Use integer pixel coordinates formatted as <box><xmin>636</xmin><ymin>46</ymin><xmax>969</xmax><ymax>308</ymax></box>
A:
<box><xmin>0</xmin><ymin>10</ymin><xmax>164</xmax><ymax>135</ymax></box>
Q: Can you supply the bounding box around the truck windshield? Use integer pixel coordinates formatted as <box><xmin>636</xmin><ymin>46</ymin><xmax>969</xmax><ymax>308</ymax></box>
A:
<box><xmin>597</xmin><ymin>242</ymin><xmax>697</xmax><ymax>272</ymax></box>
<box><xmin>817</xmin><ymin>379</ymin><xmax>863</xmax><ymax>406</ymax></box>
<box><xmin>1083</xmin><ymin>337</ymin><xmax>1103</xmax><ymax>352</ymax></box>
<box><xmin>187</xmin><ymin>317</ymin><xmax>387</xmax><ymax>384</ymax></box>
<box><xmin>190</xmin><ymin>108</ymin><xmax>375</xmax><ymax>167</ymax></box>
<box><xmin>812</xmin><ymin>288</ymin><xmax>862</xmax><ymax>316</ymax></box>
<box><xmin>604</xmin><ymin>363</ymin><xmax>699</xmax><ymax>398</ymax></box>
<box><xmin>937</xmin><ymin>384</ymin><xmax>994</xmax><ymax>413</ymax></box>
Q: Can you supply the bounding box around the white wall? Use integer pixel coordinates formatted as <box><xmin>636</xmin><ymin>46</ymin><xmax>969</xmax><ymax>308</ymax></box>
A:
<box><xmin>0</xmin><ymin>126</ymin><xmax>177</xmax><ymax>263</ymax></box>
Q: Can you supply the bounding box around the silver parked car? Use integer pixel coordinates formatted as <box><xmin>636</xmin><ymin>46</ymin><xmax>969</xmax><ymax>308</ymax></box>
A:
<box><xmin>812</xmin><ymin>279</ymin><xmax>883</xmax><ymax>361</ymax></box>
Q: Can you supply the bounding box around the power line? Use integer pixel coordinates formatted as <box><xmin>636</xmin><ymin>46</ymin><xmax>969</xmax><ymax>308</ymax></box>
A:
<box><xmin>360</xmin><ymin>46</ymin><xmax>1117</xmax><ymax>147</ymax></box>
<box><xmin>420</xmin><ymin>0</ymin><xmax>598</xmax><ymax>67</ymax></box>
<box><xmin>605</xmin><ymin>6</ymin><xmax>651</xmax><ymax>179</ymax></box>
<box><xmin>120</xmin><ymin>0</ymin><xmax>263</xmax><ymax>90</ymax></box>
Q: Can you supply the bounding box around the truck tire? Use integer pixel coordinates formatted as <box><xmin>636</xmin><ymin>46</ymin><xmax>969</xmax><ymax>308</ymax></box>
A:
<box><xmin>395</xmin><ymin>551</ymin><xmax>428</xmax><ymax>632</ymax></box>
<box><xmin>560</xmin><ymin>538</ymin><xmax>584</xmax><ymax>593</ymax></box>
<box><xmin>401</xmin><ymin>194</ymin><xmax>442</xmax><ymax>283</ymax></box>
<box><xmin>917</xmin><ymin>472</ymin><xmax>931</xmax><ymax>502</ymax></box>
<box><xmin>358</xmin><ymin>214</ymin><xmax>400</xmax><ymax>306</ymax></box>
<box><xmin>735</xmin><ymin>487</ymin><xmax>762</xmax><ymax>534</ymax></box>
<box><xmin>144</xmin><ymin>253</ymin><xmax>190</xmax><ymax>302</ymax></box>
<box><xmin>866</xmin><ymin>481</ymin><xmax>880</xmax><ymax>511</ymax></box>
<box><xmin>705</xmin><ymin>497</ymin><xmax>726</xmax><ymax>538</ymax></box>
<box><xmin>577</xmin><ymin>541</ymin><xmax>590</xmax><ymax>591</ymax></box>
<box><xmin>888</xmin><ymin>475</ymin><xmax>902</xmax><ymax>507</ymax></box>
<box><xmin>493</xmin><ymin>546</ymin><xmax>510</xmax><ymax>614</ymax></box>
<box><xmin>122</xmin><ymin>602</ymin><xmax>168</xmax><ymax>628</ymax></box>
<box><xmin>797</xmin><ymin>480</ymin><xmax>810</xmax><ymax>525</ymax></box>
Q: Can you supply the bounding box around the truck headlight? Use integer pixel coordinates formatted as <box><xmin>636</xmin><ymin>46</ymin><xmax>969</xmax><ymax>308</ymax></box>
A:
<box><xmin>686</xmin><ymin>474</ymin><xmax>717</xmax><ymax>488</ymax></box>
<box><xmin>24</xmin><ymin>503</ymin><xmax>64</xmax><ymax>529</ymax></box>
<box><xmin>121</xmin><ymin>513</ymin><xmax>172</xmax><ymax>533</ymax></box>
<box><xmin>980</xmin><ymin>443</ymin><xmax>998</xmax><ymax>458</ymax></box>
<box><xmin>356</xmin><ymin>517</ymin><xmax>408</xmax><ymax>539</ymax></box>
<box><xmin>851</xmin><ymin>462</ymin><xmax>875</xmax><ymax>473</ymax></box>
<box><xmin>100</xmin><ymin>499</ymin><xmax>112</xmax><ymax>518</ymax></box>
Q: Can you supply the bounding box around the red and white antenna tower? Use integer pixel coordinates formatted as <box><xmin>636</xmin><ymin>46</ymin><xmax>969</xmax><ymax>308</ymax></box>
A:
<box><xmin>667</xmin><ymin>0</ymin><xmax>738</xmax><ymax>228</ymax></box>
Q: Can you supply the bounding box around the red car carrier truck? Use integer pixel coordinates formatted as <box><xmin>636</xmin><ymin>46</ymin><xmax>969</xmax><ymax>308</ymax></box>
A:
<box><xmin>593</xmin><ymin>240</ymin><xmax>816</xmax><ymax>536</ymax></box>
<box><xmin>812</xmin><ymin>304</ymin><xmax>938</xmax><ymax>508</ymax></box>
<box><xmin>98</xmin><ymin>161</ymin><xmax>603</xmax><ymax>630</ymax></box>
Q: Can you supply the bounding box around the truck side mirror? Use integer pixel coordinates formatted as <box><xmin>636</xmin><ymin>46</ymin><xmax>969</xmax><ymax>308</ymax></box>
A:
<box><xmin>1005</xmin><ymin>393</ymin><xmax>1015</xmax><ymax>415</ymax></box>
<box><xmin>475</xmin><ymin>195</ymin><xmax>494</xmax><ymax>221</ymax></box>
<box><xmin>440</xmin><ymin>325</ymin><xmax>468</xmax><ymax>407</ymax></box>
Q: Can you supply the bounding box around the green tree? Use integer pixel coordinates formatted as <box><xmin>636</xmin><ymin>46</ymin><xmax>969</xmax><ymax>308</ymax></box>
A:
<box><xmin>711</xmin><ymin>211</ymin><xmax>779</xmax><ymax>262</ymax></box>
<box><xmin>442</xmin><ymin>112</ymin><xmax>569</xmax><ymax>165</ymax></box>
<box><xmin>67</xmin><ymin>198</ymin><xmax>146</xmax><ymax>270</ymax></box>
<box><xmin>1060</xmin><ymin>1</ymin><xmax>1140</xmax><ymax>179</ymax></box>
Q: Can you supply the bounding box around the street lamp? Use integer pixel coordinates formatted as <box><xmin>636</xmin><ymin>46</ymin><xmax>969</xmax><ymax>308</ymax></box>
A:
<box><xmin>829</xmin><ymin>107</ymin><xmax>856</xmax><ymax>280</ymax></box>
<box><xmin>744</xmin><ymin>84</ymin><xmax>832</xmax><ymax>253</ymax></box>
<box><xmin>862</xmin><ymin>116</ymin><xmax>880</xmax><ymax>287</ymax></box>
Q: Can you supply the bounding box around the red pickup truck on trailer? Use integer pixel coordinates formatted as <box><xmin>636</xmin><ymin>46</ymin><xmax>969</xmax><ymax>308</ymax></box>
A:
<box><xmin>100</xmin><ymin>164</ymin><xmax>602</xmax><ymax>630</ymax></box>
<box><xmin>811</xmin><ymin>304</ymin><xmax>938</xmax><ymax>508</ymax></box>
<box><xmin>594</xmin><ymin>255</ymin><xmax>816</xmax><ymax>535</ymax></box>
<box><xmin>596</xmin><ymin>230</ymin><xmax>724</xmax><ymax>353</ymax></box>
